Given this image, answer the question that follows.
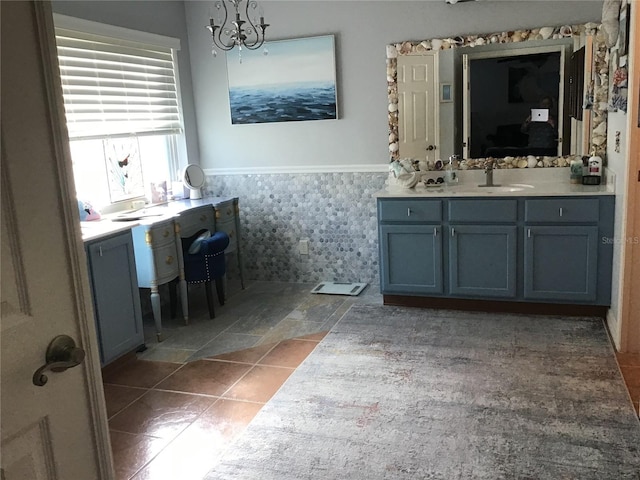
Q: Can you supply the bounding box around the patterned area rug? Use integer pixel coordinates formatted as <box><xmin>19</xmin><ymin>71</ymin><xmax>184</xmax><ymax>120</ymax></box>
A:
<box><xmin>205</xmin><ymin>305</ymin><xmax>640</xmax><ymax>479</ymax></box>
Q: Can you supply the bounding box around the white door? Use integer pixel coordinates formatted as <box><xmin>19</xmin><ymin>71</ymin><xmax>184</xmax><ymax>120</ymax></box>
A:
<box><xmin>1</xmin><ymin>2</ymin><xmax>113</xmax><ymax>479</ymax></box>
<box><xmin>397</xmin><ymin>53</ymin><xmax>439</xmax><ymax>162</ymax></box>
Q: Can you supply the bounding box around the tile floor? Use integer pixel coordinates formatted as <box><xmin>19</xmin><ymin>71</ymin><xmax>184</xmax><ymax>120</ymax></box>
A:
<box><xmin>103</xmin><ymin>280</ymin><xmax>640</xmax><ymax>479</ymax></box>
<box><xmin>103</xmin><ymin>280</ymin><xmax>381</xmax><ymax>480</ymax></box>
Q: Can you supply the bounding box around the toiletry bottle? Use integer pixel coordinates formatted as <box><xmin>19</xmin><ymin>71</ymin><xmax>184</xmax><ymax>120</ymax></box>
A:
<box><xmin>582</xmin><ymin>155</ymin><xmax>602</xmax><ymax>185</ymax></box>
<box><xmin>588</xmin><ymin>155</ymin><xmax>602</xmax><ymax>177</ymax></box>
<box><xmin>445</xmin><ymin>155</ymin><xmax>459</xmax><ymax>185</ymax></box>
<box><xmin>570</xmin><ymin>157</ymin><xmax>583</xmax><ymax>184</ymax></box>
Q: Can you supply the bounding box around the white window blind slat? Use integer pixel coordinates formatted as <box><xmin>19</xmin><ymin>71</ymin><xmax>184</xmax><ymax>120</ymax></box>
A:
<box><xmin>55</xmin><ymin>27</ymin><xmax>183</xmax><ymax>139</ymax></box>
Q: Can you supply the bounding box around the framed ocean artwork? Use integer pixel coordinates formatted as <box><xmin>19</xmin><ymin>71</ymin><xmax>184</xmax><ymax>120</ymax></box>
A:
<box><xmin>226</xmin><ymin>35</ymin><xmax>338</xmax><ymax>124</ymax></box>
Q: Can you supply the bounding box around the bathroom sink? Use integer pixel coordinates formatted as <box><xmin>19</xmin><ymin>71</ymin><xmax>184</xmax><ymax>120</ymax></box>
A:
<box><xmin>476</xmin><ymin>183</ymin><xmax>535</xmax><ymax>193</ymax></box>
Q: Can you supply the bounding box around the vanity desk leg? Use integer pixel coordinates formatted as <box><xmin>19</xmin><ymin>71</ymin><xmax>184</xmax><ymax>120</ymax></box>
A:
<box><xmin>178</xmin><ymin>276</ymin><xmax>188</xmax><ymax>324</ymax></box>
<box><xmin>150</xmin><ymin>284</ymin><xmax>163</xmax><ymax>342</ymax></box>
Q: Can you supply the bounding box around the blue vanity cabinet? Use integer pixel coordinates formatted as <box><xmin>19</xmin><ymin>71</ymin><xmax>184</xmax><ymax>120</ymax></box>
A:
<box><xmin>377</xmin><ymin>194</ymin><xmax>614</xmax><ymax>309</ymax></box>
<box><xmin>523</xmin><ymin>226</ymin><xmax>598</xmax><ymax>301</ymax></box>
<box><xmin>85</xmin><ymin>230</ymin><xmax>144</xmax><ymax>365</ymax></box>
<box><xmin>449</xmin><ymin>225</ymin><xmax>518</xmax><ymax>298</ymax></box>
<box><xmin>448</xmin><ymin>199</ymin><xmax>518</xmax><ymax>298</ymax></box>
<box><xmin>378</xmin><ymin>199</ymin><xmax>443</xmax><ymax>294</ymax></box>
<box><xmin>523</xmin><ymin>197</ymin><xmax>611</xmax><ymax>303</ymax></box>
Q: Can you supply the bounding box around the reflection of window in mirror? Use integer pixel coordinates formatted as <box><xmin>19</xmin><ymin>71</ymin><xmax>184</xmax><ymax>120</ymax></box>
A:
<box><xmin>467</xmin><ymin>51</ymin><xmax>563</xmax><ymax>159</ymax></box>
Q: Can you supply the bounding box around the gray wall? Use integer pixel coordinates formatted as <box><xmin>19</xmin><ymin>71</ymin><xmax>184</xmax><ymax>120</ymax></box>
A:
<box><xmin>51</xmin><ymin>1</ymin><xmax>606</xmax><ymax>287</ymax></box>
<box><xmin>185</xmin><ymin>0</ymin><xmax>603</xmax><ymax>172</ymax></box>
<box><xmin>186</xmin><ymin>1</ymin><xmax>603</xmax><ymax>286</ymax></box>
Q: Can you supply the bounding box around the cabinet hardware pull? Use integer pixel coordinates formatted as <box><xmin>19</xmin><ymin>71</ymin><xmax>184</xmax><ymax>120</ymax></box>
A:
<box><xmin>451</xmin><ymin>227</ymin><xmax>455</xmax><ymax>237</ymax></box>
<box><xmin>559</xmin><ymin>207</ymin><xmax>563</xmax><ymax>217</ymax></box>
<box><xmin>33</xmin><ymin>335</ymin><xmax>85</xmax><ymax>386</ymax></box>
<box><xmin>433</xmin><ymin>227</ymin><xmax>438</xmax><ymax>237</ymax></box>
<box><xmin>166</xmin><ymin>255</ymin><xmax>174</xmax><ymax>265</ymax></box>
<box><xmin>99</xmin><ymin>246</ymin><xmax>103</xmax><ymax>257</ymax></box>
<box><xmin>407</xmin><ymin>208</ymin><xmax>411</xmax><ymax>216</ymax></box>
<box><xmin>528</xmin><ymin>229</ymin><xmax>531</xmax><ymax>238</ymax></box>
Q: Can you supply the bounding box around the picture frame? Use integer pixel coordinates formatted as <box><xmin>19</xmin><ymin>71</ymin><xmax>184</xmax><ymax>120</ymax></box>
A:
<box><xmin>440</xmin><ymin>83</ymin><xmax>453</xmax><ymax>102</ymax></box>
<box><xmin>226</xmin><ymin>35</ymin><xmax>338</xmax><ymax>124</ymax></box>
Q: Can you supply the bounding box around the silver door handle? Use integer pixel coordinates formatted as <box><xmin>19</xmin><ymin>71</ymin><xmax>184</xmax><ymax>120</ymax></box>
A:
<box><xmin>33</xmin><ymin>335</ymin><xmax>85</xmax><ymax>386</ymax></box>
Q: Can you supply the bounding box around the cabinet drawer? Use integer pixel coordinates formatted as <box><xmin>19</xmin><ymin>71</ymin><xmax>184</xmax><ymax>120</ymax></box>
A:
<box><xmin>146</xmin><ymin>220</ymin><xmax>175</xmax><ymax>247</ymax></box>
<box><xmin>152</xmin><ymin>242</ymin><xmax>180</xmax><ymax>283</ymax></box>
<box><xmin>525</xmin><ymin>198</ymin><xmax>599</xmax><ymax>223</ymax></box>
<box><xmin>216</xmin><ymin>218</ymin><xmax>238</xmax><ymax>253</ymax></box>
<box><xmin>378</xmin><ymin>200</ymin><xmax>442</xmax><ymax>222</ymax></box>
<box><xmin>214</xmin><ymin>200</ymin><xmax>237</xmax><ymax>224</ymax></box>
<box><xmin>176</xmin><ymin>205</ymin><xmax>215</xmax><ymax>237</ymax></box>
<box><xmin>448</xmin><ymin>199</ymin><xmax>517</xmax><ymax>223</ymax></box>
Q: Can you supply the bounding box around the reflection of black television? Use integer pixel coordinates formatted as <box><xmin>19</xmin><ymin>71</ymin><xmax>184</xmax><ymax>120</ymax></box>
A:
<box><xmin>568</xmin><ymin>47</ymin><xmax>585</xmax><ymax>120</ymax></box>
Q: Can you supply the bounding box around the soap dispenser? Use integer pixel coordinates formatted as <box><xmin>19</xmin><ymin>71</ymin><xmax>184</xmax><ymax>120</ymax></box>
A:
<box><xmin>445</xmin><ymin>155</ymin><xmax>459</xmax><ymax>185</ymax></box>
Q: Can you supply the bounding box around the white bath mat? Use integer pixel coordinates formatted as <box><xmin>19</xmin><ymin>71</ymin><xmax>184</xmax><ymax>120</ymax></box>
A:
<box><xmin>311</xmin><ymin>282</ymin><xmax>367</xmax><ymax>296</ymax></box>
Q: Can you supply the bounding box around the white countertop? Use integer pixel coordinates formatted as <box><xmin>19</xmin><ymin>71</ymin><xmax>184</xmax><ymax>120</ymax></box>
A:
<box><xmin>80</xmin><ymin>197</ymin><xmax>233</xmax><ymax>242</ymax></box>
<box><xmin>376</xmin><ymin>167</ymin><xmax>614</xmax><ymax>198</ymax></box>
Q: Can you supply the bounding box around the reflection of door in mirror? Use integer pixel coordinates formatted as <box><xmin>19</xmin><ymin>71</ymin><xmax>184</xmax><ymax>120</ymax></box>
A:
<box><xmin>397</xmin><ymin>53</ymin><xmax>438</xmax><ymax>162</ymax></box>
<box><xmin>463</xmin><ymin>45</ymin><xmax>571</xmax><ymax>159</ymax></box>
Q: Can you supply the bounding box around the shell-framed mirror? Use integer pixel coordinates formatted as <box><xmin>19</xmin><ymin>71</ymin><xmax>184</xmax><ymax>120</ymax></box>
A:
<box><xmin>387</xmin><ymin>22</ymin><xmax>609</xmax><ymax>170</ymax></box>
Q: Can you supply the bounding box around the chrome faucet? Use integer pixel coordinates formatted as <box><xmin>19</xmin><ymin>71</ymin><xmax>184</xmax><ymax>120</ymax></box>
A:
<box><xmin>479</xmin><ymin>159</ymin><xmax>500</xmax><ymax>187</ymax></box>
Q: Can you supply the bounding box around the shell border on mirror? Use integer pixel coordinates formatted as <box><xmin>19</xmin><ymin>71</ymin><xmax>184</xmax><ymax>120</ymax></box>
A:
<box><xmin>387</xmin><ymin>23</ymin><xmax>609</xmax><ymax>170</ymax></box>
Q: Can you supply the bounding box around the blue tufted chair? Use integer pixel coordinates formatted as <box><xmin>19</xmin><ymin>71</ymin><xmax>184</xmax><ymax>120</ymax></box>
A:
<box><xmin>181</xmin><ymin>229</ymin><xmax>230</xmax><ymax>319</ymax></box>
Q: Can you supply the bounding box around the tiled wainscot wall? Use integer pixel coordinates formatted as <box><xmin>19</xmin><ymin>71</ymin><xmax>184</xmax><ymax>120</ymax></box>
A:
<box><xmin>206</xmin><ymin>172</ymin><xmax>388</xmax><ymax>286</ymax></box>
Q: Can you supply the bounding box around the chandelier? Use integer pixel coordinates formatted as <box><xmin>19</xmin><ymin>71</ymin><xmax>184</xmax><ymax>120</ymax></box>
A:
<box><xmin>206</xmin><ymin>0</ymin><xmax>269</xmax><ymax>56</ymax></box>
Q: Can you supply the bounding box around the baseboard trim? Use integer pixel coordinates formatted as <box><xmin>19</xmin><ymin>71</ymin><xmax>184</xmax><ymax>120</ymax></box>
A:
<box><xmin>383</xmin><ymin>295</ymin><xmax>609</xmax><ymax>318</ymax></box>
<box><xmin>606</xmin><ymin>308</ymin><xmax>622</xmax><ymax>350</ymax></box>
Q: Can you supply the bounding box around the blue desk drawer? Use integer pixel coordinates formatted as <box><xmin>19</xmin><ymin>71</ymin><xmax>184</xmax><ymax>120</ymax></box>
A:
<box><xmin>378</xmin><ymin>200</ymin><xmax>442</xmax><ymax>222</ymax></box>
<box><xmin>448</xmin><ymin>199</ymin><xmax>517</xmax><ymax>223</ymax></box>
<box><xmin>525</xmin><ymin>198</ymin><xmax>599</xmax><ymax>223</ymax></box>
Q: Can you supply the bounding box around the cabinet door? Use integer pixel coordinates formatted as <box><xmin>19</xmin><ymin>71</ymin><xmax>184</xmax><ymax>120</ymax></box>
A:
<box><xmin>449</xmin><ymin>225</ymin><xmax>517</xmax><ymax>298</ymax></box>
<box><xmin>524</xmin><ymin>226</ymin><xmax>598</xmax><ymax>302</ymax></box>
<box><xmin>87</xmin><ymin>232</ymin><xmax>144</xmax><ymax>365</ymax></box>
<box><xmin>379</xmin><ymin>224</ymin><xmax>443</xmax><ymax>294</ymax></box>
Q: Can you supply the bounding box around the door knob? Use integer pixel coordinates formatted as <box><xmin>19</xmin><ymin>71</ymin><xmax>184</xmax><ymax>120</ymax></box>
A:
<box><xmin>32</xmin><ymin>335</ymin><xmax>85</xmax><ymax>386</ymax></box>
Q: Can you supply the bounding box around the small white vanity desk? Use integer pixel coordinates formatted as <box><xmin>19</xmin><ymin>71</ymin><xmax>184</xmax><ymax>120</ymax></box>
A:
<box><xmin>81</xmin><ymin>196</ymin><xmax>243</xmax><ymax>364</ymax></box>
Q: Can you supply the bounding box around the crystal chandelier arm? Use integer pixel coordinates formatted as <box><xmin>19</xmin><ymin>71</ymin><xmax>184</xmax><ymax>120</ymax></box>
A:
<box><xmin>241</xmin><ymin>0</ymin><xmax>268</xmax><ymax>50</ymax></box>
<box><xmin>207</xmin><ymin>1</ymin><xmax>236</xmax><ymax>51</ymax></box>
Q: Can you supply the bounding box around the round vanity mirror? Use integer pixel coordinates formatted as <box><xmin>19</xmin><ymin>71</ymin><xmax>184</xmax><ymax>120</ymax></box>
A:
<box><xmin>182</xmin><ymin>164</ymin><xmax>205</xmax><ymax>199</ymax></box>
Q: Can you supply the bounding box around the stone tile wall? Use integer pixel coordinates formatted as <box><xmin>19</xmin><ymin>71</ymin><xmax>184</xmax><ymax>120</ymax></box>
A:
<box><xmin>206</xmin><ymin>173</ymin><xmax>387</xmax><ymax>285</ymax></box>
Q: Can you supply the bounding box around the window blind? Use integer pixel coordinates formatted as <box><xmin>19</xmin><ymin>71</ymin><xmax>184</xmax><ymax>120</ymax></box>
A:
<box><xmin>55</xmin><ymin>28</ymin><xmax>183</xmax><ymax>140</ymax></box>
